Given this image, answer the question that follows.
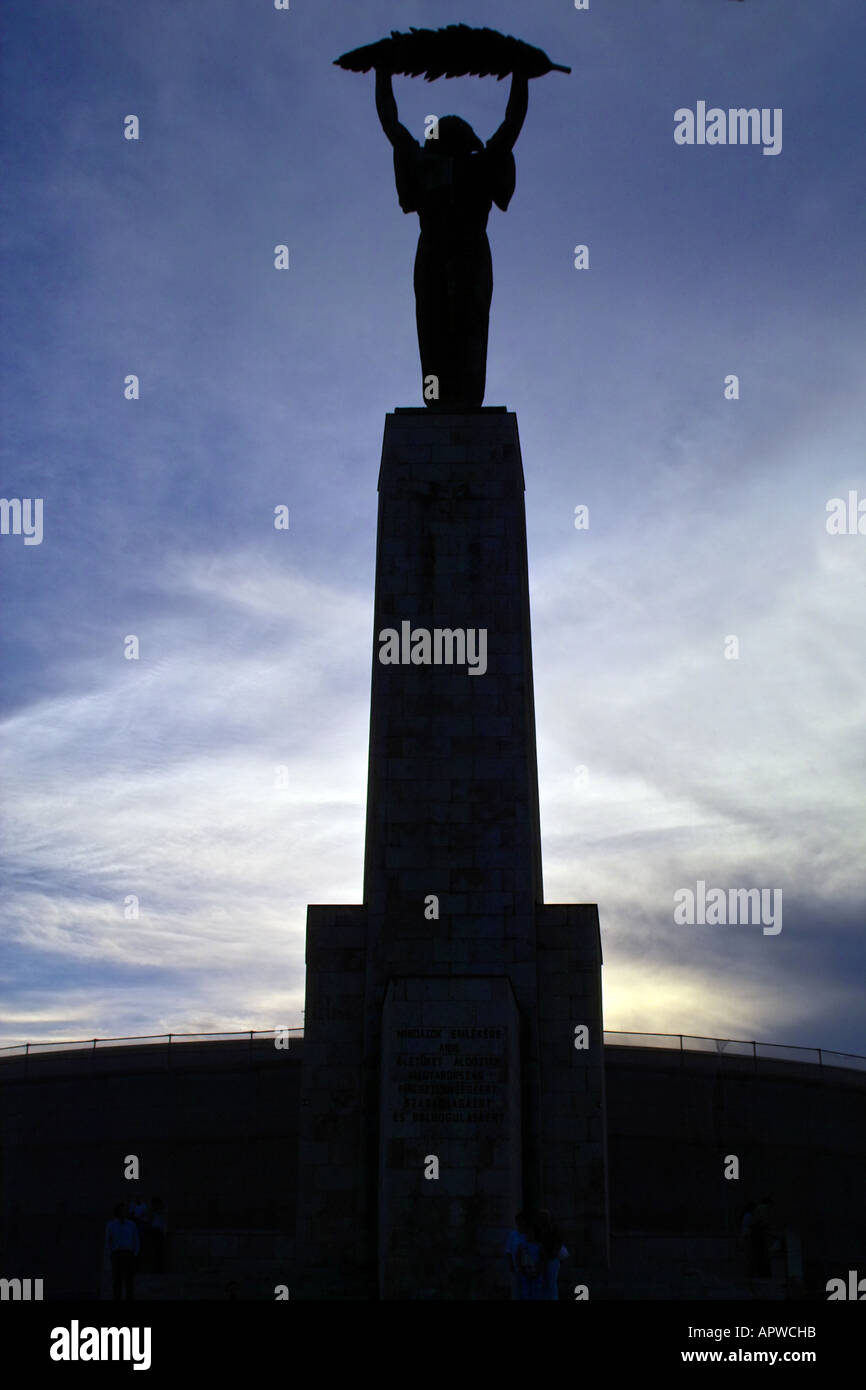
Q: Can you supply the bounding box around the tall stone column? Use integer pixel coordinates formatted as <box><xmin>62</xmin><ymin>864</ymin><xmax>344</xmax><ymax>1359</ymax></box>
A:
<box><xmin>296</xmin><ymin>408</ymin><xmax>608</xmax><ymax>1298</ymax></box>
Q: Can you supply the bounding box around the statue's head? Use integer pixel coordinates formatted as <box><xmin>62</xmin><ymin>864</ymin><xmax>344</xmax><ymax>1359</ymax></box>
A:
<box><xmin>432</xmin><ymin>115</ymin><xmax>484</xmax><ymax>155</ymax></box>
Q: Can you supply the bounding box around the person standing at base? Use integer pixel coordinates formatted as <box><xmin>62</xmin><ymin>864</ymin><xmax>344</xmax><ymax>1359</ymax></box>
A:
<box><xmin>752</xmin><ymin>1196</ymin><xmax>773</xmax><ymax>1278</ymax></box>
<box><xmin>105</xmin><ymin>1201</ymin><xmax>140</xmax><ymax>1300</ymax></box>
<box><xmin>739</xmin><ymin>1203</ymin><xmax>755</xmax><ymax>1274</ymax></box>
<box><xmin>504</xmin><ymin>1211</ymin><xmax>528</xmax><ymax>1300</ymax></box>
<box><xmin>150</xmin><ymin>1195</ymin><xmax>167</xmax><ymax>1273</ymax></box>
<box><xmin>537</xmin><ymin>1210</ymin><xmax>569</xmax><ymax>1300</ymax></box>
<box><xmin>128</xmin><ymin>1193</ymin><xmax>149</xmax><ymax>1266</ymax></box>
<box><xmin>516</xmin><ymin>1213</ymin><xmax>545</xmax><ymax>1300</ymax></box>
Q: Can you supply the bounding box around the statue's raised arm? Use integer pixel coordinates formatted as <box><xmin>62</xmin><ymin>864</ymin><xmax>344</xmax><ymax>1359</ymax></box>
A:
<box><xmin>487</xmin><ymin>72</ymin><xmax>529</xmax><ymax>153</ymax></box>
<box><xmin>375</xmin><ymin>68</ymin><xmax>416</xmax><ymax>150</ymax></box>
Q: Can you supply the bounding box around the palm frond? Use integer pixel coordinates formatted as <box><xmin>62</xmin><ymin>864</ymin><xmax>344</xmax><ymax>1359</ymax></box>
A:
<box><xmin>334</xmin><ymin>25</ymin><xmax>571</xmax><ymax>82</ymax></box>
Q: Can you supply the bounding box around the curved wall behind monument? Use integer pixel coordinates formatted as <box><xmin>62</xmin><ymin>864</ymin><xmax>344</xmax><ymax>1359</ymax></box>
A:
<box><xmin>0</xmin><ymin>1038</ymin><xmax>862</xmax><ymax>1297</ymax></box>
<box><xmin>604</xmin><ymin>1046</ymin><xmax>865</xmax><ymax>1288</ymax></box>
<box><xmin>0</xmin><ymin>1039</ymin><xmax>303</xmax><ymax>1299</ymax></box>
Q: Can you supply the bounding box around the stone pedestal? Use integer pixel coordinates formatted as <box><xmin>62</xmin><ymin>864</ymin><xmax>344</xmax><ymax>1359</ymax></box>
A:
<box><xmin>379</xmin><ymin>976</ymin><xmax>522</xmax><ymax>1299</ymax></box>
<box><xmin>296</xmin><ymin>409</ymin><xmax>609</xmax><ymax>1298</ymax></box>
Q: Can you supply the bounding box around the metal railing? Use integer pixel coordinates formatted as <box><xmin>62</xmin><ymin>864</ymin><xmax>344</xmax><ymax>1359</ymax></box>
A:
<box><xmin>0</xmin><ymin>1026</ymin><xmax>863</xmax><ymax>1073</ymax></box>
<box><xmin>603</xmin><ymin>1030</ymin><xmax>866</xmax><ymax>1073</ymax></box>
<box><xmin>0</xmin><ymin>1027</ymin><xmax>303</xmax><ymax>1057</ymax></box>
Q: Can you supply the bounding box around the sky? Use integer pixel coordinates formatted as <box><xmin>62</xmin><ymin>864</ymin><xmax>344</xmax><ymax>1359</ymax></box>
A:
<box><xmin>1</xmin><ymin>0</ymin><xmax>864</xmax><ymax>1056</ymax></box>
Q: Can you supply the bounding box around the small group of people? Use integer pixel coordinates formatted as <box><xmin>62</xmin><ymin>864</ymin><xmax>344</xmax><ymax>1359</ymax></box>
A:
<box><xmin>104</xmin><ymin>1195</ymin><xmax>167</xmax><ymax>1299</ymax></box>
<box><xmin>505</xmin><ymin>1210</ymin><xmax>569</xmax><ymax>1300</ymax></box>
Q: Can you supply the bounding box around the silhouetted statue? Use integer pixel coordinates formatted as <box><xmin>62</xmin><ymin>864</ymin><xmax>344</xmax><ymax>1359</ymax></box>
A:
<box><xmin>375</xmin><ymin>68</ymin><xmax>527</xmax><ymax>409</ymax></box>
<box><xmin>335</xmin><ymin>27</ymin><xmax>570</xmax><ymax>408</ymax></box>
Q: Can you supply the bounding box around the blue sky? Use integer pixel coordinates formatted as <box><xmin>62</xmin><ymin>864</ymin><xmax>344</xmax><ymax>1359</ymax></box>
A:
<box><xmin>1</xmin><ymin>0</ymin><xmax>864</xmax><ymax>1054</ymax></box>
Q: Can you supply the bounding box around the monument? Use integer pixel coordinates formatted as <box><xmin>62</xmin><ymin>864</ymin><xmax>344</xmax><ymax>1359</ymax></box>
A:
<box><xmin>296</xmin><ymin>28</ymin><xmax>608</xmax><ymax>1299</ymax></box>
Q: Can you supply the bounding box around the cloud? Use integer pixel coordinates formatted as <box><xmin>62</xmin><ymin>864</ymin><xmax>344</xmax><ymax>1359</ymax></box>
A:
<box><xmin>0</xmin><ymin>553</ymin><xmax>372</xmax><ymax>1044</ymax></box>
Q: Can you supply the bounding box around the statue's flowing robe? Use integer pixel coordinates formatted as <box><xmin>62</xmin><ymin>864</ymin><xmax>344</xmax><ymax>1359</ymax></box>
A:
<box><xmin>393</xmin><ymin>135</ymin><xmax>516</xmax><ymax>407</ymax></box>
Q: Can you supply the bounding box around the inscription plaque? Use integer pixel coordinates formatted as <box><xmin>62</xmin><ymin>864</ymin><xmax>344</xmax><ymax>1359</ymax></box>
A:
<box><xmin>391</xmin><ymin>1026</ymin><xmax>507</xmax><ymax>1126</ymax></box>
<box><xmin>379</xmin><ymin>977</ymin><xmax>522</xmax><ymax>1299</ymax></box>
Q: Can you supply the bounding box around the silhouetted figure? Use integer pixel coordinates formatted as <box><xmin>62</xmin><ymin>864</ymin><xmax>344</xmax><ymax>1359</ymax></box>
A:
<box><xmin>150</xmin><ymin>1196</ymin><xmax>166</xmax><ymax>1273</ymax></box>
<box><xmin>752</xmin><ymin>1196</ymin><xmax>774</xmax><ymax>1278</ymax></box>
<box><xmin>739</xmin><ymin>1202</ymin><xmax>755</xmax><ymax>1274</ymax></box>
<box><xmin>105</xmin><ymin>1201</ymin><xmax>139</xmax><ymax>1300</ymax></box>
<box><xmin>537</xmin><ymin>1209</ymin><xmax>568</xmax><ymax>1300</ymax></box>
<box><xmin>128</xmin><ymin>1194</ymin><xmax>149</xmax><ymax>1260</ymax></box>
<box><xmin>515</xmin><ymin>1211</ymin><xmax>545</xmax><ymax>1300</ymax></box>
<box><xmin>504</xmin><ymin>1210</ymin><xmax>528</xmax><ymax>1300</ymax></box>
<box><xmin>375</xmin><ymin>67</ymin><xmax>528</xmax><ymax>409</ymax></box>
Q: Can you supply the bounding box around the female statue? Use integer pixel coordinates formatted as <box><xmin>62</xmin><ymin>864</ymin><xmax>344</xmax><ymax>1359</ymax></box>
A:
<box><xmin>374</xmin><ymin>68</ymin><xmax>529</xmax><ymax>408</ymax></box>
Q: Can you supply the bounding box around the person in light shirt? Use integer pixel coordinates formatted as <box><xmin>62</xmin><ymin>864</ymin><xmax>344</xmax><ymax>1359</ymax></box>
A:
<box><xmin>504</xmin><ymin>1211</ymin><xmax>528</xmax><ymax>1299</ymax></box>
<box><xmin>104</xmin><ymin>1201</ymin><xmax>140</xmax><ymax>1300</ymax></box>
<box><xmin>515</xmin><ymin>1214</ymin><xmax>545</xmax><ymax>1300</ymax></box>
<box><xmin>537</xmin><ymin>1209</ymin><xmax>569</xmax><ymax>1300</ymax></box>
